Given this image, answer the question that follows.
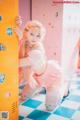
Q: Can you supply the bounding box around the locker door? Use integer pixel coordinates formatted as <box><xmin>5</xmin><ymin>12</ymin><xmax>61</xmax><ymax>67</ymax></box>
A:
<box><xmin>0</xmin><ymin>0</ymin><xmax>18</xmax><ymax>120</ymax></box>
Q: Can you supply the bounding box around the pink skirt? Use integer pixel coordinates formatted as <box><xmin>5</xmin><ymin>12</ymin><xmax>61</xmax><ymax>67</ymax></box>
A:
<box><xmin>33</xmin><ymin>60</ymin><xmax>62</xmax><ymax>89</ymax></box>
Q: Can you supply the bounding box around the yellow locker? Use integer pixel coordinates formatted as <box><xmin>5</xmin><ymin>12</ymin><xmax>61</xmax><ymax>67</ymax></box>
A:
<box><xmin>0</xmin><ymin>0</ymin><xmax>18</xmax><ymax>120</ymax></box>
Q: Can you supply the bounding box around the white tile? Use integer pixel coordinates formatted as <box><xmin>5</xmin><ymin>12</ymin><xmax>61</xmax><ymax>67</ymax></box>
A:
<box><xmin>37</xmin><ymin>102</ymin><xmax>60</xmax><ymax>113</ymax></box>
<box><xmin>70</xmin><ymin>85</ymin><xmax>78</xmax><ymax>90</ymax></box>
<box><xmin>61</xmin><ymin>100</ymin><xmax>80</xmax><ymax>110</ymax></box>
<box><xmin>71</xmin><ymin>90</ymin><xmax>80</xmax><ymax>96</ymax></box>
<box><xmin>32</xmin><ymin>94</ymin><xmax>45</xmax><ymax>102</ymax></box>
<box><xmin>19</xmin><ymin>105</ymin><xmax>33</xmax><ymax>117</ymax></box>
<box><xmin>23</xmin><ymin>118</ymin><xmax>32</xmax><ymax>120</ymax></box>
<box><xmin>47</xmin><ymin>114</ymin><xmax>70</xmax><ymax>120</ymax></box>
<box><xmin>71</xmin><ymin>111</ymin><xmax>80</xmax><ymax>120</ymax></box>
<box><xmin>37</xmin><ymin>103</ymin><xmax>48</xmax><ymax>112</ymax></box>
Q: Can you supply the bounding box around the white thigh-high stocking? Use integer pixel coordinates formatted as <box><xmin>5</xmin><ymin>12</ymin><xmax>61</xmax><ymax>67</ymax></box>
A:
<box><xmin>45</xmin><ymin>87</ymin><xmax>62</xmax><ymax>111</ymax></box>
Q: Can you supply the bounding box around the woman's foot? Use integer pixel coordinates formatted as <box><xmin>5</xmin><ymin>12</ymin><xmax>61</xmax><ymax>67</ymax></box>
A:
<box><xmin>20</xmin><ymin>84</ymin><xmax>32</xmax><ymax>102</ymax></box>
<box><xmin>20</xmin><ymin>83</ymin><xmax>39</xmax><ymax>103</ymax></box>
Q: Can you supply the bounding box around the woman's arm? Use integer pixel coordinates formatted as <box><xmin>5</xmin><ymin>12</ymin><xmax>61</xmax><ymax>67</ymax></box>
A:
<box><xmin>14</xmin><ymin>16</ymin><xmax>23</xmax><ymax>40</ymax></box>
<box><xmin>14</xmin><ymin>28</ymin><xmax>23</xmax><ymax>40</ymax></box>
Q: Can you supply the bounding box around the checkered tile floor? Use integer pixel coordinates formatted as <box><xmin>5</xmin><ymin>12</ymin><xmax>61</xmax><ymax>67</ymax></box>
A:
<box><xmin>19</xmin><ymin>76</ymin><xmax>80</xmax><ymax>120</ymax></box>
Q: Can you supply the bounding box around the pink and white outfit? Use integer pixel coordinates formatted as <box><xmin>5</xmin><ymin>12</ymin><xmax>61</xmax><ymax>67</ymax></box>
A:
<box><xmin>20</xmin><ymin>44</ymin><xmax>67</xmax><ymax>111</ymax></box>
<box><xmin>15</xmin><ymin>24</ymin><xmax>67</xmax><ymax>111</ymax></box>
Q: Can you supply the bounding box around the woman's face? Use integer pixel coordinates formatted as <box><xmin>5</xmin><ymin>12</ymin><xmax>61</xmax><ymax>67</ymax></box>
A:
<box><xmin>24</xmin><ymin>26</ymin><xmax>41</xmax><ymax>45</ymax></box>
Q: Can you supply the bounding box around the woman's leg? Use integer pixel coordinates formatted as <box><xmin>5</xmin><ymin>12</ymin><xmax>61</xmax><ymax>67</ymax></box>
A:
<box><xmin>45</xmin><ymin>86</ymin><xmax>62</xmax><ymax>111</ymax></box>
<box><xmin>63</xmin><ymin>80</ymin><xmax>69</xmax><ymax>97</ymax></box>
<box><xmin>20</xmin><ymin>82</ymin><xmax>40</xmax><ymax>102</ymax></box>
<box><xmin>19</xmin><ymin>67</ymin><xmax>24</xmax><ymax>84</ymax></box>
<box><xmin>20</xmin><ymin>83</ymin><xmax>34</xmax><ymax>102</ymax></box>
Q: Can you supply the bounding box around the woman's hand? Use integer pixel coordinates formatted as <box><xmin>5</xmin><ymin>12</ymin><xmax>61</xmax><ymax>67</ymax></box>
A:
<box><xmin>13</xmin><ymin>16</ymin><xmax>23</xmax><ymax>39</ymax></box>
<box><xmin>15</xmin><ymin>16</ymin><xmax>22</xmax><ymax>27</ymax></box>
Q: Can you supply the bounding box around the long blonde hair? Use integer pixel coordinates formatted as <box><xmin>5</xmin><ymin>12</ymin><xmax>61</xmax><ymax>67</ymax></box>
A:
<box><xmin>23</xmin><ymin>20</ymin><xmax>46</xmax><ymax>41</ymax></box>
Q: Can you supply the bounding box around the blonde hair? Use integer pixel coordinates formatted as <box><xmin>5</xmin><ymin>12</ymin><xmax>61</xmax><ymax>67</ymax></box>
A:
<box><xmin>24</xmin><ymin>20</ymin><xmax>46</xmax><ymax>41</ymax></box>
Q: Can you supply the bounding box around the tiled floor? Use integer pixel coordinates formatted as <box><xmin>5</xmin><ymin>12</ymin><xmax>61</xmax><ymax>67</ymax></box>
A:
<box><xmin>19</xmin><ymin>75</ymin><xmax>80</xmax><ymax>120</ymax></box>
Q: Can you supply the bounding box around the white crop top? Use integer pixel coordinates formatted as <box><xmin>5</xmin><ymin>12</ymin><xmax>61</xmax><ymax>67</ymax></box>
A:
<box><xmin>19</xmin><ymin>43</ymin><xmax>46</xmax><ymax>73</ymax></box>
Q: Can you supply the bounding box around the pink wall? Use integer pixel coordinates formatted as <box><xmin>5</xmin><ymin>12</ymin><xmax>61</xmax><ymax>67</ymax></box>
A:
<box><xmin>18</xmin><ymin>0</ymin><xmax>64</xmax><ymax>85</ymax></box>
<box><xmin>19</xmin><ymin>0</ymin><xmax>30</xmax><ymax>29</ymax></box>
<box><xmin>19</xmin><ymin>0</ymin><xmax>63</xmax><ymax>62</ymax></box>
<box><xmin>32</xmin><ymin>0</ymin><xmax>63</xmax><ymax>63</ymax></box>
